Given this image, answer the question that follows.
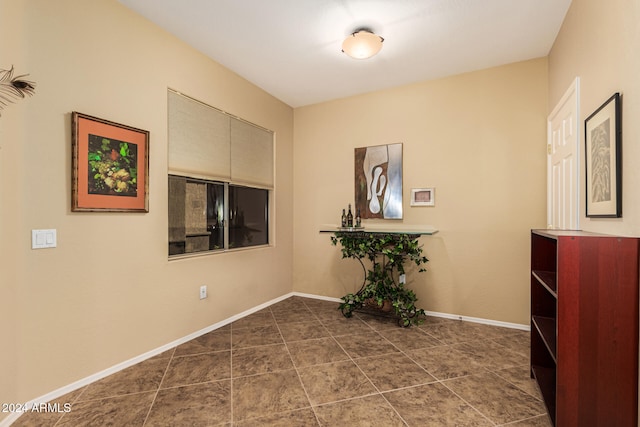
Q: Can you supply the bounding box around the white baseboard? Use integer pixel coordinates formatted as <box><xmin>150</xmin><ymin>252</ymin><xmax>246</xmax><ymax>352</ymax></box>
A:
<box><xmin>0</xmin><ymin>292</ymin><xmax>296</xmax><ymax>427</ymax></box>
<box><xmin>291</xmin><ymin>291</ymin><xmax>342</xmax><ymax>302</ymax></box>
<box><xmin>293</xmin><ymin>291</ymin><xmax>530</xmax><ymax>331</ymax></box>
<box><xmin>1</xmin><ymin>292</ymin><xmax>528</xmax><ymax>426</ymax></box>
<box><xmin>424</xmin><ymin>310</ymin><xmax>530</xmax><ymax>331</ymax></box>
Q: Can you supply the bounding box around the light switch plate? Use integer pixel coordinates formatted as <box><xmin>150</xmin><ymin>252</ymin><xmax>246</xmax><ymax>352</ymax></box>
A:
<box><xmin>32</xmin><ymin>229</ymin><xmax>57</xmax><ymax>249</ymax></box>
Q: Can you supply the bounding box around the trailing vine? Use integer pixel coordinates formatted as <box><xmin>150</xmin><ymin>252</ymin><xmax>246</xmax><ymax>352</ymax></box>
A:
<box><xmin>331</xmin><ymin>232</ymin><xmax>429</xmax><ymax>327</ymax></box>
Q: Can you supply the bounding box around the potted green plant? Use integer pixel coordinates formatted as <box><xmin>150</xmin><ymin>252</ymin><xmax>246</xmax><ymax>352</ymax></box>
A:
<box><xmin>331</xmin><ymin>232</ymin><xmax>428</xmax><ymax>327</ymax></box>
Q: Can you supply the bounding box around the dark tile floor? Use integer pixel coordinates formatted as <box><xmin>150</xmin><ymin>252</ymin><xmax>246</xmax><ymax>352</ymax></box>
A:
<box><xmin>12</xmin><ymin>296</ymin><xmax>552</xmax><ymax>426</ymax></box>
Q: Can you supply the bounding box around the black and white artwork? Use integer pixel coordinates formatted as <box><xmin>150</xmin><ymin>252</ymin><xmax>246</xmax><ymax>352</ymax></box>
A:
<box><xmin>585</xmin><ymin>93</ymin><xmax>621</xmax><ymax>218</ymax></box>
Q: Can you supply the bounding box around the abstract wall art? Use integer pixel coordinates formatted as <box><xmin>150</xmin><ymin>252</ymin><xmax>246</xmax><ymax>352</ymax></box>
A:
<box><xmin>354</xmin><ymin>143</ymin><xmax>403</xmax><ymax>219</ymax></box>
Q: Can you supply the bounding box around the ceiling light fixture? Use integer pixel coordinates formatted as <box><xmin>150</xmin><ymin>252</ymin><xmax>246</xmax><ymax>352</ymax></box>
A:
<box><xmin>341</xmin><ymin>29</ymin><xmax>384</xmax><ymax>60</ymax></box>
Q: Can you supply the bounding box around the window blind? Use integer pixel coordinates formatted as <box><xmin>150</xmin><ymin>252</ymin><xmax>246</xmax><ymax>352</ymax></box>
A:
<box><xmin>168</xmin><ymin>90</ymin><xmax>231</xmax><ymax>181</ymax></box>
<box><xmin>230</xmin><ymin>118</ymin><xmax>274</xmax><ymax>188</ymax></box>
<box><xmin>168</xmin><ymin>90</ymin><xmax>274</xmax><ymax>189</ymax></box>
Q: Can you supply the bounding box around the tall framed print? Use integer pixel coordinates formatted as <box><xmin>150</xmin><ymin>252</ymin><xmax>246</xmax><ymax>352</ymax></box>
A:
<box><xmin>354</xmin><ymin>143</ymin><xmax>403</xmax><ymax>219</ymax></box>
<box><xmin>585</xmin><ymin>93</ymin><xmax>621</xmax><ymax>218</ymax></box>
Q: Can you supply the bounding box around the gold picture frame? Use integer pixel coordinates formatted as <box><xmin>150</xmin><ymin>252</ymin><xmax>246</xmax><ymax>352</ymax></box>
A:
<box><xmin>72</xmin><ymin>112</ymin><xmax>149</xmax><ymax>212</ymax></box>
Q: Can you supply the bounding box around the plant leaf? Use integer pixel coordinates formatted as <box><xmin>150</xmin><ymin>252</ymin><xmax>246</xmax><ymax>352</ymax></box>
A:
<box><xmin>0</xmin><ymin>65</ymin><xmax>36</xmax><ymax>115</ymax></box>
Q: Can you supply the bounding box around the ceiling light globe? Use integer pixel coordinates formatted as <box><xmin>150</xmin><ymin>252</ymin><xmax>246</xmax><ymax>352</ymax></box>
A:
<box><xmin>342</xmin><ymin>30</ymin><xmax>384</xmax><ymax>60</ymax></box>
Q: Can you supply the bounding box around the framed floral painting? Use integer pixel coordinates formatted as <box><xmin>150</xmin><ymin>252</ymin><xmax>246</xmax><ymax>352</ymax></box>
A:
<box><xmin>72</xmin><ymin>112</ymin><xmax>149</xmax><ymax>212</ymax></box>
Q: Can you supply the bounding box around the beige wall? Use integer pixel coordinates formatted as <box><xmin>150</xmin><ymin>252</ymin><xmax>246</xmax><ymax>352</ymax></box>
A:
<box><xmin>10</xmin><ymin>0</ymin><xmax>632</xmax><ymax>418</ymax></box>
<box><xmin>549</xmin><ymin>0</ymin><xmax>640</xmax><ymax>235</ymax></box>
<box><xmin>548</xmin><ymin>0</ymin><xmax>640</xmax><ymax>419</ymax></box>
<box><xmin>0</xmin><ymin>0</ymin><xmax>293</xmax><ymax>415</ymax></box>
<box><xmin>0</xmin><ymin>0</ymin><xmax>26</xmax><ymax>418</ymax></box>
<box><xmin>293</xmin><ymin>58</ymin><xmax>548</xmax><ymax>326</ymax></box>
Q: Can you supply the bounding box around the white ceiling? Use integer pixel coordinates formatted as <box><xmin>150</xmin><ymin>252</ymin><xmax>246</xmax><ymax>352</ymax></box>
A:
<box><xmin>118</xmin><ymin>0</ymin><xmax>572</xmax><ymax>108</ymax></box>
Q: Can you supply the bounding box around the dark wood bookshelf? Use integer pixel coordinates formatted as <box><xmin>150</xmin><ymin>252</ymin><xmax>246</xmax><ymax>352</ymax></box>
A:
<box><xmin>530</xmin><ymin>229</ymin><xmax>639</xmax><ymax>427</ymax></box>
<box><xmin>531</xmin><ymin>315</ymin><xmax>556</xmax><ymax>361</ymax></box>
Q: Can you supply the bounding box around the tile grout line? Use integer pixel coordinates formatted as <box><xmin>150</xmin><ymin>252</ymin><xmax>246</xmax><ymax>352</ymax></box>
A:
<box><xmin>271</xmin><ymin>303</ymin><xmax>323</xmax><ymax>426</ymax></box>
<box><xmin>230</xmin><ymin>321</ymin><xmax>235</xmax><ymax>425</ymax></box>
<box><xmin>141</xmin><ymin>347</ymin><xmax>176</xmax><ymax>426</ymax></box>
<box><xmin>438</xmin><ymin>378</ymin><xmax>499</xmax><ymax>426</ymax></box>
<box><xmin>398</xmin><ymin>323</ymin><xmax>500</xmax><ymax>426</ymax></box>
<box><xmin>496</xmin><ymin>414</ymin><xmax>552</xmax><ymax>426</ymax></box>
<box><xmin>369</xmin><ymin>323</ymin><xmax>444</xmax><ymax>426</ymax></box>
<box><xmin>419</xmin><ymin>326</ymin><xmax>542</xmax><ymax>426</ymax></box>
<box><xmin>490</xmin><ymin>364</ymin><xmax>546</xmax><ymax>403</ymax></box>
<box><xmin>238</xmin><ymin>308</ymin><xmax>528</xmax><ymax>425</ymax></box>
<box><xmin>32</xmin><ymin>299</ymin><xmax>544</xmax><ymax>426</ymax></box>
<box><xmin>442</xmin><ymin>336</ymin><xmax>549</xmax><ymax>419</ymax></box>
<box><xmin>366</xmin><ymin>319</ymin><xmax>528</xmax><ymax>426</ymax></box>
<box><xmin>323</xmin><ymin>316</ymin><xmax>417</xmax><ymax>426</ymax></box>
<box><xmin>51</xmin><ymin>381</ymin><xmax>90</xmax><ymax>427</ymax></box>
<box><xmin>430</xmin><ymin>338</ymin><xmax>544</xmax><ymax>426</ymax></box>
<box><xmin>314</xmin><ymin>303</ymin><xmax>420</xmax><ymax>425</ymax></box>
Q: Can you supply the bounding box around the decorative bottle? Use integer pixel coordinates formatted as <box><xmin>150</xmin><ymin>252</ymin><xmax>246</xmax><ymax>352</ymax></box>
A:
<box><xmin>341</xmin><ymin>209</ymin><xmax>347</xmax><ymax>228</ymax></box>
<box><xmin>347</xmin><ymin>204</ymin><xmax>353</xmax><ymax>227</ymax></box>
<box><xmin>355</xmin><ymin>208</ymin><xmax>361</xmax><ymax>228</ymax></box>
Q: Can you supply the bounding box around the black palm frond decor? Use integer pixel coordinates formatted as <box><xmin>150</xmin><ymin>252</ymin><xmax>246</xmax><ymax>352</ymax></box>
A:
<box><xmin>0</xmin><ymin>65</ymin><xmax>36</xmax><ymax>116</ymax></box>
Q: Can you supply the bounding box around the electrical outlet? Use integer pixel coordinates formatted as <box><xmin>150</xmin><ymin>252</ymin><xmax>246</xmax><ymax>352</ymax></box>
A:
<box><xmin>199</xmin><ymin>285</ymin><xmax>207</xmax><ymax>300</ymax></box>
<box><xmin>399</xmin><ymin>274</ymin><xmax>406</xmax><ymax>284</ymax></box>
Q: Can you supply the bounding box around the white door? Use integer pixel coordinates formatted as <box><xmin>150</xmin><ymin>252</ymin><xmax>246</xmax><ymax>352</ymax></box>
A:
<box><xmin>547</xmin><ymin>77</ymin><xmax>580</xmax><ymax>230</ymax></box>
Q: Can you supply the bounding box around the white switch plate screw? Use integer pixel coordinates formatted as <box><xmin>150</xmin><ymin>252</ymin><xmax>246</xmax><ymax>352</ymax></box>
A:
<box><xmin>199</xmin><ymin>285</ymin><xmax>207</xmax><ymax>300</ymax></box>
